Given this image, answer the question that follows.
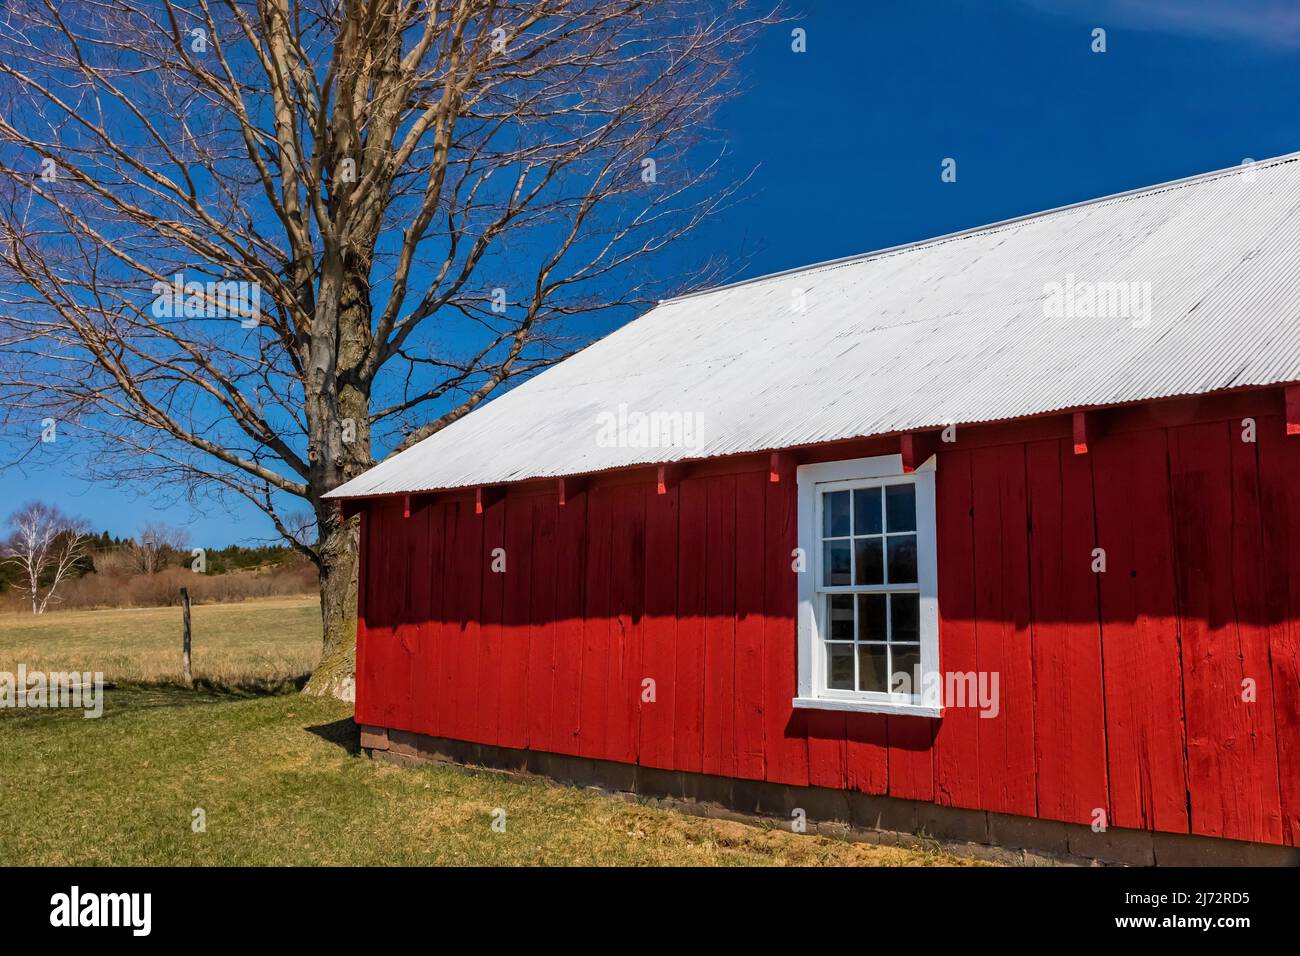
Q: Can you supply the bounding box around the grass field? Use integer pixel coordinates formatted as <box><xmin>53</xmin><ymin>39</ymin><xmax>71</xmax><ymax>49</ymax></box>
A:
<box><xmin>0</xmin><ymin>598</ymin><xmax>983</xmax><ymax>866</ymax></box>
<box><xmin>0</xmin><ymin>596</ymin><xmax>321</xmax><ymax>687</ymax></box>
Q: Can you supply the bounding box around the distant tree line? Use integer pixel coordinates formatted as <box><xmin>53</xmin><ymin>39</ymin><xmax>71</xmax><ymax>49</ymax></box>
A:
<box><xmin>0</xmin><ymin>501</ymin><xmax>309</xmax><ymax>612</ymax></box>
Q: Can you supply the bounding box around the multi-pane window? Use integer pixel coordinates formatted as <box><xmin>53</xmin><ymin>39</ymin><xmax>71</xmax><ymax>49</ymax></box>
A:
<box><xmin>795</xmin><ymin>453</ymin><xmax>939</xmax><ymax>716</ymax></box>
<box><xmin>819</xmin><ymin>483</ymin><xmax>921</xmax><ymax>694</ymax></box>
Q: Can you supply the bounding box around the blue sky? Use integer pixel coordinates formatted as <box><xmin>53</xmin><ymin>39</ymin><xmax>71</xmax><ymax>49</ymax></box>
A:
<box><xmin>5</xmin><ymin>0</ymin><xmax>1299</xmax><ymax>547</ymax></box>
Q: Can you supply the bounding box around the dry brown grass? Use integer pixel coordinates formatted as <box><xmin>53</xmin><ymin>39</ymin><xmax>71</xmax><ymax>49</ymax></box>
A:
<box><xmin>0</xmin><ymin>563</ymin><xmax>318</xmax><ymax>613</ymax></box>
<box><xmin>0</xmin><ymin>595</ymin><xmax>320</xmax><ymax>686</ymax></box>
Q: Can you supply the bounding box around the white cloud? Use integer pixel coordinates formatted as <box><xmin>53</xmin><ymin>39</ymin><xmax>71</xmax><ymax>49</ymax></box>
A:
<box><xmin>1019</xmin><ymin>0</ymin><xmax>1300</xmax><ymax>48</ymax></box>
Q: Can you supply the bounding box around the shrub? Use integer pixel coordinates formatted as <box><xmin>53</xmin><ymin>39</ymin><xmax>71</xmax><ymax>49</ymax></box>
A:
<box><xmin>0</xmin><ymin>559</ymin><xmax>316</xmax><ymax>612</ymax></box>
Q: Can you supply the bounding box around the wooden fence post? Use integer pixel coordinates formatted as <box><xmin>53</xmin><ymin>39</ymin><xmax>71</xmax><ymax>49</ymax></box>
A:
<box><xmin>180</xmin><ymin>587</ymin><xmax>192</xmax><ymax>686</ymax></box>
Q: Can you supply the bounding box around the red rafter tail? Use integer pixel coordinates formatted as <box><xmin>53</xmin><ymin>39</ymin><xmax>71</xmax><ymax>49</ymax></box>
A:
<box><xmin>769</xmin><ymin>451</ymin><xmax>795</xmax><ymax>483</ymax></box>
<box><xmin>900</xmin><ymin>431</ymin><xmax>940</xmax><ymax>473</ymax></box>
<box><xmin>656</xmin><ymin>464</ymin><xmax>683</xmax><ymax>495</ymax></box>
<box><xmin>558</xmin><ymin>476</ymin><xmax>587</xmax><ymax>506</ymax></box>
<box><xmin>1072</xmin><ymin>411</ymin><xmax>1091</xmax><ymax>455</ymax></box>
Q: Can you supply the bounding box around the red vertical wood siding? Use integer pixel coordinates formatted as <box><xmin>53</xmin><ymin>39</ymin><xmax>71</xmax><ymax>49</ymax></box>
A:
<box><xmin>933</xmin><ymin>447</ymin><xmax>980</xmax><ymax>808</ymax></box>
<box><xmin>1025</xmin><ymin>439</ymin><xmax>1108</xmax><ymax>824</ymax></box>
<box><xmin>640</xmin><ymin>485</ymin><xmax>679</xmax><ymax>768</ymax></box>
<box><xmin>763</xmin><ymin>453</ymin><xmax>809</xmax><ymax>786</ymax></box>
<box><xmin>496</xmin><ymin>494</ymin><xmax>531</xmax><ymax>750</ymax></box>
<box><xmin>1093</xmin><ymin>430</ymin><xmax>1190</xmax><ymax>833</ymax></box>
<box><xmin>525</xmin><ymin>496</ymin><xmax>560</xmax><ymax>753</ymax></box>
<box><xmin>1168</xmin><ymin>423</ymin><xmax>1282</xmax><ymax>843</ymax></box>
<box><xmin>734</xmin><ymin>471</ymin><xmax>768</xmax><ymax>780</ymax></box>
<box><xmin>550</xmin><ymin>491</ymin><xmax>587</xmax><ymax>755</ymax></box>
<box><xmin>579</xmin><ymin>486</ymin><xmax>613</xmax><ymax>760</ymax></box>
<box><xmin>355</xmin><ymin>399</ymin><xmax>1300</xmax><ymax>847</ymax></box>
<box><xmin>673</xmin><ymin>479</ymin><xmax>708</xmax><ymax>773</ymax></box>
<box><xmin>606</xmin><ymin>484</ymin><xmax>646</xmax><ymax>765</ymax></box>
<box><xmin>970</xmin><ymin>445</ymin><xmax>1036</xmax><ymax>816</ymax></box>
<box><xmin>1257</xmin><ymin>419</ymin><xmax>1300</xmax><ymax>844</ymax></box>
<box><xmin>474</xmin><ymin>495</ymin><xmax>506</xmax><ymax>746</ymax></box>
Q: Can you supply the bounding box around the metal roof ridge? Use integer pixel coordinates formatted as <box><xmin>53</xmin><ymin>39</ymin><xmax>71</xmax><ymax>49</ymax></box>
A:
<box><xmin>657</xmin><ymin>150</ymin><xmax>1300</xmax><ymax>306</ymax></box>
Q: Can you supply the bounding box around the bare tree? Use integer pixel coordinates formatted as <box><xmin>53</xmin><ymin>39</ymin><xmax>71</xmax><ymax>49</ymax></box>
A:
<box><xmin>2</xmin><ymin>501</ymin><xmax>92</xmax><ymax>614</ymax></box>
<box><xmin>129</xmin><ymin>521</ymin><xmax>191</xmax><ymax>574</ymax></box>
<box><xmin>0</xmin><ymin>1</ymin><xmax>769</xmax><ymax>696</ymax></box>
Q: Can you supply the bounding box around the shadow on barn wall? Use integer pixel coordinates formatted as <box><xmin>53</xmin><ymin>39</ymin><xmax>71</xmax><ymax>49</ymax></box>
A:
<box><xmin>350</xmin><ymin>397</ymin><xmax>1300</xmax><ymax>849</ymax></box>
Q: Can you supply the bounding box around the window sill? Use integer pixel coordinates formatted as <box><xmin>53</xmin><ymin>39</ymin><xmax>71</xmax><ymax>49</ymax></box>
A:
<box><xmin>791</xmin><ymin>696</ymin><xmax>943</xmax><ymax>718</ymax></box>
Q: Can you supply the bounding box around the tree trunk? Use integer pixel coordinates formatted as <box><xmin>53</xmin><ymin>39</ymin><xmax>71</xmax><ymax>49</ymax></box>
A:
<box><xmin>302</xmin><ymin>511</ymin><xmax>360</xmax><ymax>700</ymax></box>
<box><xmin>300</xmin><ymin>256</ymin><xmax>372</xmax><ymax>700</ymax></box>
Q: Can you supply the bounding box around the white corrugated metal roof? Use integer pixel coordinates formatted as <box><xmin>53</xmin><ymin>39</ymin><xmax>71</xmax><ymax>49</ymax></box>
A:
<box><xmin>328</xmin><ymin>152</ymin><xmax>1300</xmax><ymax>499</ymax></box>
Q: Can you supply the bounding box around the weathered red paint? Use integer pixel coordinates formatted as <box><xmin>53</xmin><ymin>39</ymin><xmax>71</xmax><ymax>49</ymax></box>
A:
<box><xmin>353</xmin><ymin>393</ymin><xmax>1300</xmax><ymax>847</ymax></box>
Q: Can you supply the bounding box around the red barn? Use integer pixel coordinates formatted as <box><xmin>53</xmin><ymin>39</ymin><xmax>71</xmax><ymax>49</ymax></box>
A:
<box><xmin>328</xmin><ymin>154</ymin><xmax>1300</xmax><ymax>864</ymax></box>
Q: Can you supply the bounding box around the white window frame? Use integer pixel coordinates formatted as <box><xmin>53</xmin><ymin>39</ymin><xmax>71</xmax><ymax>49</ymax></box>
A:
<box><xmin>794</xmin><ymin>453</ymin><xmax>941</xmax><ymax>717</ymax></box>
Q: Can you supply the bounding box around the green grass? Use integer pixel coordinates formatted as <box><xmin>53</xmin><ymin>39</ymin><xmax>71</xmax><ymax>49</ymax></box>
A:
<box><xmin>0</xmin><ymin>596</ymin><xmax>320</xmax><ymax>687</ymax></box>
<box><xmin>0</xmin><ymin>599</ymin><xmax>986</xmax><ymax>866</ymax></box>
<box><xmin>0</xmin><ymin>689</ymin><xmax>982</xmax><ymax>865</ymax></box>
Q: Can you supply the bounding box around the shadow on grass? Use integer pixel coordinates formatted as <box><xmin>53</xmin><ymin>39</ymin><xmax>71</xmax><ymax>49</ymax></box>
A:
<box><xmin>189</xmin><ymin>673</ymin><xmax>311</xmax><ymax>695</ymax></box>
<box><xmin>0</xmin><ymin>673</ymin><xmax>311</xmax><ymax>726</ymax></box>
<box><xmin>305</xmin><ymin>716</ymin><xmax>360</xmax><ymax>756</ymax></box>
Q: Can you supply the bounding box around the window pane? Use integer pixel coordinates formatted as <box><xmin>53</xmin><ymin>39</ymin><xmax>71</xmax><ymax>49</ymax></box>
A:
<box><xmin>827</xmin><ymin>643</ymin><xmax>855</xmax><ymax>690</ymax></box>
<box><xmin>824</xmin><ymin>540</ymin><xmax>851</xmax><ymax>586</ymax></box>
<box><xmin>890</xmin><ymin>644</ymin><xmax>921</xmax><ymax>696</ymax></box>
<box><xmin>891</xmin><ymin>593</ymin><xmax>920</xmax><ymax>642</ymax></box>
<box><xmin>854</xmin><ymin>537</ymin><xmax>883</xmax><ymax>585</ymax></box>
<box><xmin>858</xmin><ymin>644</ymin><xmax>889</xmax><ymax>693</ymax></box>
<box><xmin>853</xmin><ymin>487</ymin><xmax>882</xmax><ymax>535</ymax></box>
<box><xmin>887</xmin><ymin>534</ymin><xmax>918</xmax><ymax>583</ymax></box>
<box><xmin>857</xmin><ymin>593</ymin><xmax>887</xmax><ymax>641</ymax></box>
<box><xmin>829</xmin><ymin>594</ymin><xmax>854</xmax><ymax>640</ymax></box>
<box><xmin>885</xmin><ymin>483</ymin><xmax>916</xmax><ymax>532</ymax></box>
<box><xmin>823</xmin><ymin>490</ymin><xmax>850</xmax><ymax>537</ymax></box>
